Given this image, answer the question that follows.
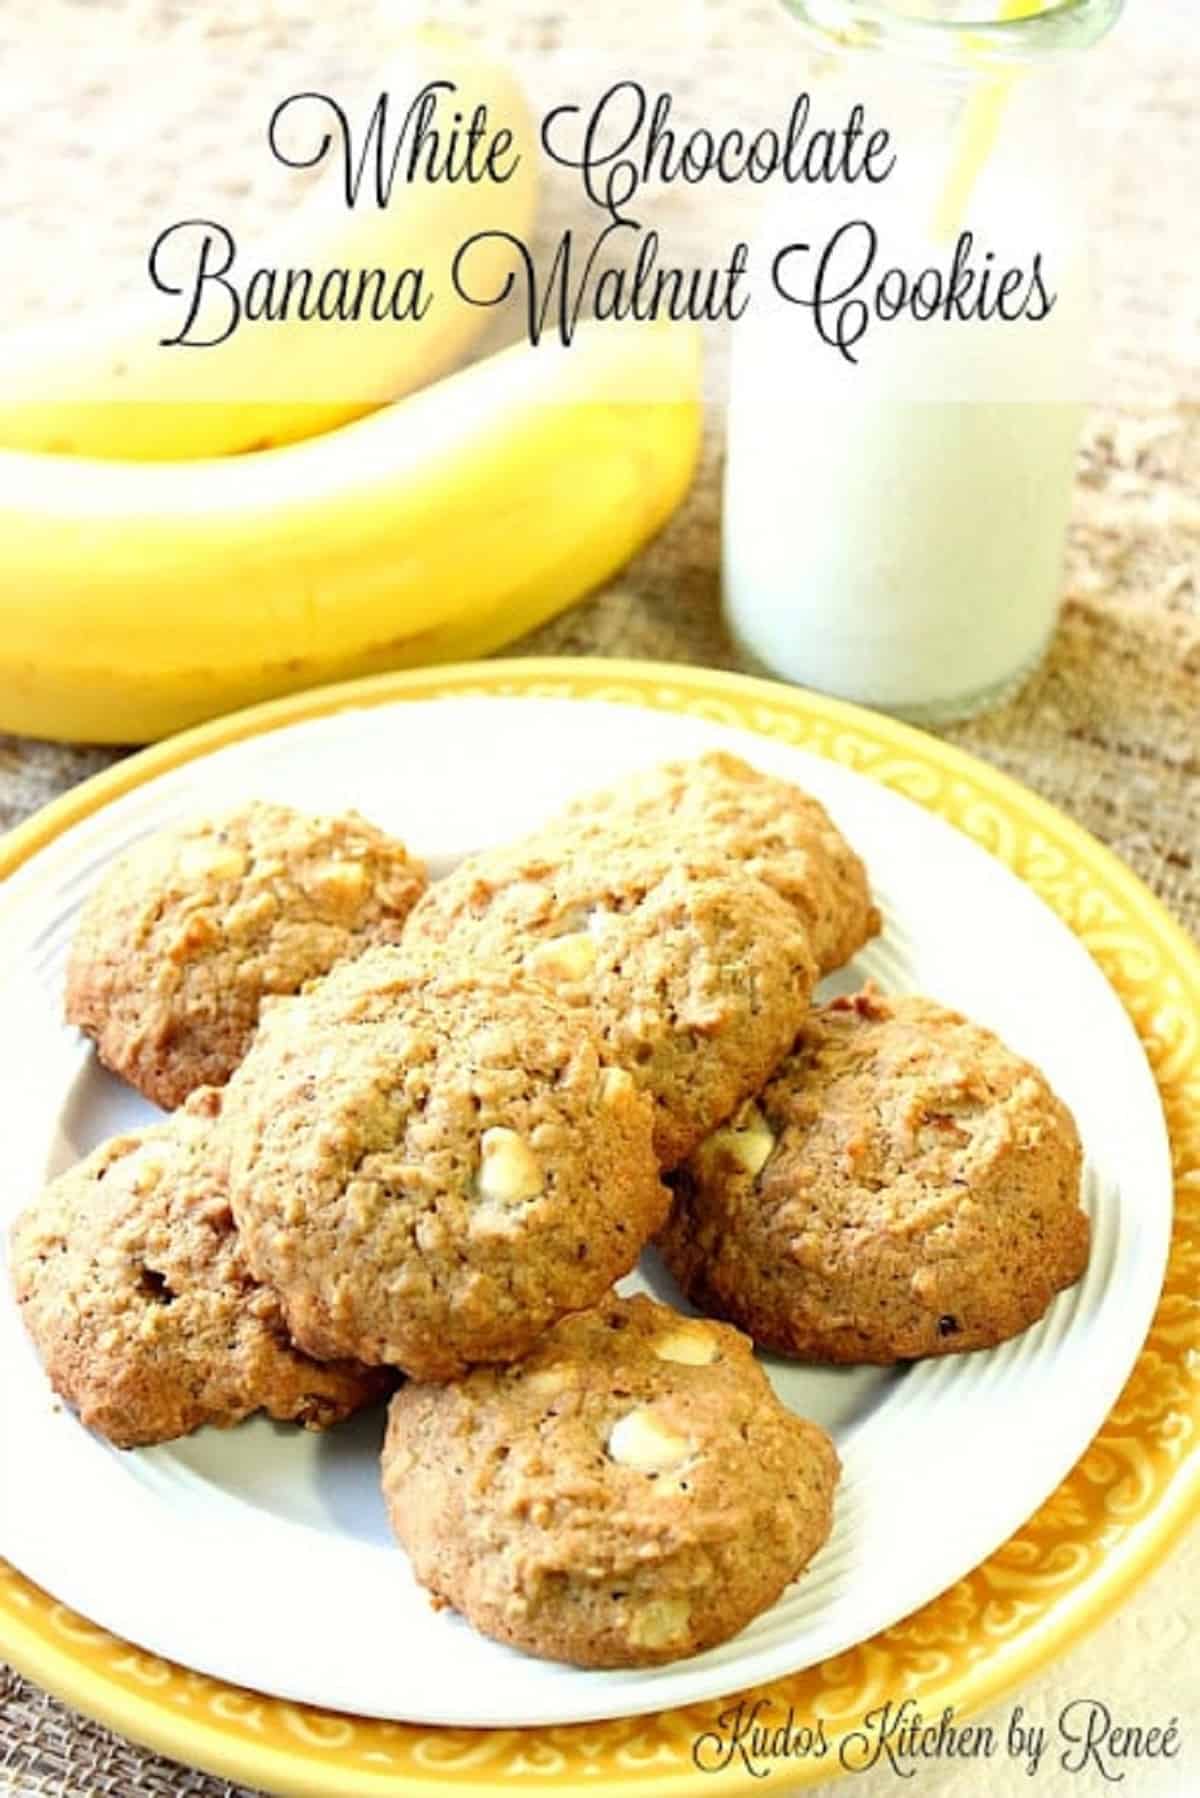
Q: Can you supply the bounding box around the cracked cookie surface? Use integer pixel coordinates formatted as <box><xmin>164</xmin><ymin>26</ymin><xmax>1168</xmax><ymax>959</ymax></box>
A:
<box><xmin>221</xmin><ymin>951</ymin><xmax>667</xmax><ymax>1378</ymax></box>
<box><xmin>660</xmin><ymin>988</ymin><xmax>1089</xmax><ymax>1364</ymax></box>
<box><xmin>65</xmin><ymin>801</ymin><xmax>427</xmax><ymax>1109</ymax></box>
<box><xmin>558</xmin><ymin>751</ymin><xmax>880</xmax><ymax>974</ymax></box>
<box><xmin>381</xmin><ymin>1292</ymin><xmax>839</xmax><ymax>1667</ymax></box>
<box><xmin>9</xmin><ymin>1091</ymin><xmax>388</xmax><ymax>1448</ymax></box>
<box><xmin>406</xmin><ymin>840</ymin><xmax>818</xmax><ymax>1166</ymax></box>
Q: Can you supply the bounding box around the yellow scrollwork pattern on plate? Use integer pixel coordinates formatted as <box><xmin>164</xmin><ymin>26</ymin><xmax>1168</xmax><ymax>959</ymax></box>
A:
<box><xmin>1</xmin><ymin>659</ymin><xmax>1197</xmax><ymax>1797</ymax></box>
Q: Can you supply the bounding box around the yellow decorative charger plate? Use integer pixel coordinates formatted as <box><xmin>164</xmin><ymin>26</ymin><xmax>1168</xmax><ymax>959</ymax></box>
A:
<box><xmin>1</xmin><ymin>658</ymin><xmax>1197</xmax><ymax>1795</ymax></box>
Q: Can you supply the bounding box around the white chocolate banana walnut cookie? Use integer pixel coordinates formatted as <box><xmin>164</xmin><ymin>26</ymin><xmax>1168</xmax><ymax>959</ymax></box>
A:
<box><xmin>220</xmin><ymin>950</ymin><xmax>668</xmax><ymax>1379</ymax></box>
<box><xmin>381</xmin><ymin>1293</ymin><xmax>839</xmax><ymax>1667</ymax></box>
<box><xmin>8</xmin><ymin>1090</ymin><xmax>390</xmax><ymax>1449</ymax></box>
<box><xmin>659</xmin><ymin>988</ymin><xmax>1090</xmax><ymax>1364</ymax></box>
<box><xmin>65</xmin><ymin>801</ymin><xmax>427</xmax><ymax>1110</ymax></box>
<box><xmin>557</xmin><ymin>751</ymin><xmax>880</xmax><ymax>975</ymax></box>
<box><xmin>405</xmin><ymin>836</ymin><xmax>819</xmax><ymax>1166</ymax></box>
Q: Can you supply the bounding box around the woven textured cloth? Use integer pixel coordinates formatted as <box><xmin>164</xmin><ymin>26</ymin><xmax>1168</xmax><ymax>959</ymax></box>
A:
<box><xmin>1</xmin><ymin>1</ymin><xmax>1196</xmax><ymax>1793</ymax></box>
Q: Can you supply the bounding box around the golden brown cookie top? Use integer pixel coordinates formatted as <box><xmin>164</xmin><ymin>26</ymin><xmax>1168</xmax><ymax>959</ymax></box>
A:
<box><xmin>65</xmin><ymin>801</ymin><xmax>427</xmax><ymax>1109</ymax></box>
<box><xmin>382</xmin><ymin>1293</ymin><xmax>839</xmax><ymax>1667</ymax></box>
<box><xmin>558</xmin><ymin>751</ymin><xmax>879</xmax><ymax>974</ymax></box>
<box><xmin>221</xmin><ymin>952</ymin><xmax>668</xmax><ymax>1378</ymax></box>
<box><xmin>8</xmin><ymin>1092</ymin><xmax>389</xmax><ymax>1448</ymax></box>
<box><xmin>738</xmin><ymin>987</ymin><xmax>1081</xmax><ymax>1203</ymax></box>
<box><xmin>661</xmin><ymin>987</ymin><xmax>1089</xmax><ymax>1364</ymax></box>
<box><xmin>406</xmin><ymin>839</ymin><xmax>818</xmax><ymax>1165</ymax></box>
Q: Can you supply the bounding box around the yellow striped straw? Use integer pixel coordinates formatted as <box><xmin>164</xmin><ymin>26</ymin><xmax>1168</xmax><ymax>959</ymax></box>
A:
<box><xmin>933</xmin><ymin>0</ymin><xmax>1045</xmax><ymax>242</ymax></box>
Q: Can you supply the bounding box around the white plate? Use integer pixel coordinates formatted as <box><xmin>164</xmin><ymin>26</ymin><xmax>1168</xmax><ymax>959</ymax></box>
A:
<box><xmin>0</xmin><ymin>696</ymin><xmax>1171</xmax><ymax>1728</ymax></box>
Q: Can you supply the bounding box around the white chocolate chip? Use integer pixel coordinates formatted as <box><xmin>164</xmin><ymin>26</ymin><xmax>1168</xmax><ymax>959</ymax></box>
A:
<box><xmin>598</xmin><ymin>1066</ymin><xmax>636</xmax><ymax>1106</ymax></box>
<box><xmin>627</xmin><ymin>1596</ymin><xmax>691</xmax><ymax>1649</ymax></box>
<box><xmin>652</xmin><ymin>1327</ymin><xmax>720</xmax><ymax>1366</ymax></box>
<box><xmin>477</xmin><ymin>1128</ymin><xmax>544</xmax><ymax>1205</ymax></box>
<box><xmin>525</xmin><ymin>1365</ymin><xmax>572</xmax><ymax>1396</ymax></box>
<box><xmin>176</xmin><ymin>841</ymin><xmax>246</xmax><ymax>883</ymax></box>
<box><xmin>705</xmin><ymin>1106</ymin><xmax>776</xmax><ymax>1178</ymax></box>
<box><xmin>309</xmin><ymin>860</ymin><xmax>368</xmax><ymax>906</ymax></box>
<box><xmin>128</xmin><ymin>1153</ymin><xmax>167</xmax><ymax>1195</ymax></box>
<box><xmin>526</xmin><ymin>931</ymin><xmax>597</xmax><ymax>982</ymax></box>
<box><xmin>607</xmin><ymin>1407</ymin><xmax>693</xmax><ymax>1473</ymax></box>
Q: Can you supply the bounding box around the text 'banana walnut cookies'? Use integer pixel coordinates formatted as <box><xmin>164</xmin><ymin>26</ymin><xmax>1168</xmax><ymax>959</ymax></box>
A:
<box><xmin>10</xmin><ymin>753</ymin><xmax>1093</xmax><ymax>1673</ymax></box>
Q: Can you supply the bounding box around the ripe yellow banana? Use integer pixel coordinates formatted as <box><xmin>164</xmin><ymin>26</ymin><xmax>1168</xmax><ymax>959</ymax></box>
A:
<box><xmin>0</xmin><ymin>321</ymin><xmax>702</xmax><ymax>743</ymax></box>
<box><xmin>0</xmin><ymin>27</ymin><xmax>537</xmax><ymax>461</ymax></box>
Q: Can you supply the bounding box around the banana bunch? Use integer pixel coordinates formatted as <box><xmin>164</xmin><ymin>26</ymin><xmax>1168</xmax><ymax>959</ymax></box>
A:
<box><xmin>0</xmin><ymin>28</ymin><xmax>539</xmax><ymax>462</ymax></box>
<box><xmin>0</xmin><ymin>30</ymin><xmax>704</xmax><ymax>745</ymax></box>
<box><xmin>0</xmin><ymin>320</ymin><xmax>702</xmax><ymax>743</ymax></box>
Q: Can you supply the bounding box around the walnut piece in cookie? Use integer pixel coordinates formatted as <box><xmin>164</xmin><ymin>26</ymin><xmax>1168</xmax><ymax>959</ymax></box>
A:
<box><xmin>405</xmin><ymin>839</ymin><xmax>818</xmax><ymax>1166</ymax></box>
<box><xmin>557</xmin><ymin>751</ymin><xmax>880</xmax><ymax>974</ymax></box>
<box><xmin>660</xmin><ymin>988</ymin><xmax>1090</xmax><ymax>1364</ymax></box>
<box><xmin>220</xmin><ymin>951</ymin><xmax>668</xmax><ymax>1378</ymax></box>
<box><xmin>65</xmin><ymin>801</ymin><xmax>427</xmax><ymax>1109</ymax></box>
<box><xmin>381</xmin><ymin>1293</ymin><xmax>839</xmax><ymax>1668</ymax></box>
<box><xmin>8</xmin><ymin>1091</ymin><xmax>390</xmax><ymax>1449</ymax></box>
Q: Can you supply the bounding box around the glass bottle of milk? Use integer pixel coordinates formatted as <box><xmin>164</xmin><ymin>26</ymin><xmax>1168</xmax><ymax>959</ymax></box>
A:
<box><xmin>723</xmin><ymin>0</ymin><xmax>1123</xmax><ymax>723</ymax></box>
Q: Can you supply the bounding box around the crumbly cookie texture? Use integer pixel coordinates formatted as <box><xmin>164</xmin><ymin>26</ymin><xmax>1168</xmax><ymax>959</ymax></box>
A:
<box><xmin>8</xmin><ymin>1091</ymin><xmax>389</xmax><ymax>1449</ymax></box>
<box><xmin>381</xmin><ymin>1293</ymin><xmax>839</xmax><ymax>1668</ymax></box>
<box><xmin>405</xmin><ymin>840</ymin><xmax>818</xmax><ymax>1166</ymax></box>
<box><xmin>558</xmin><ymin>751</ymin><xmax>880</xmax><ymax>975</ymax></box>
<box><xmin>220</xmin><ymin>951</ymin><xmax>668</xmax><ymax>1378</ymax></box>
<box><xmin>660</xmin><ymin>988</ymin><xmax>1089</xmax><ymax>1364</ymax></box>
<box><xmin>65</xmin><ymin>801</ymin><xmax>428</xmax><ymax>1110</ymax></box>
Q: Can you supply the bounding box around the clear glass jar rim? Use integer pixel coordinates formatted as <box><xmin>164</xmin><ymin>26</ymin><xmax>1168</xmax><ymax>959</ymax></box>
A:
<box><xmin>780</xmin><ymin>0</ymin><xmax>1125</xmax><ymax>60</ymax></box>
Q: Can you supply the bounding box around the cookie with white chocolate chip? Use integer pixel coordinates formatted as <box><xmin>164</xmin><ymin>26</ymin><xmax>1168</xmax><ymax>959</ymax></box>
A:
<box><xmin>65</xmin><ymin>801</ymin><xmax>427</xmax><ymax>1110</ymax></box>
<box><xmin>381</xmin><ymin>1292</ymin><xmax>839</xmax><ymax>1667</ymax></box>
<box><xmin>406</xmin><ymin>838</ymin><xmax>818</xmax><ymax>1165</ymax></box>
<box><xmin>8</xmin><ymin>1090</ymin><xmax>390</xmax><ymax>1448</ymax></box>
<box><xmin>220</xmin><ymin>949</ymin><xmax>668</xmax><ymax>1378</ymax></box>
<box><xmin>659</xmin><ymin>988</ymin><xmax>1089</xmax><ymax>1364</ymax></box>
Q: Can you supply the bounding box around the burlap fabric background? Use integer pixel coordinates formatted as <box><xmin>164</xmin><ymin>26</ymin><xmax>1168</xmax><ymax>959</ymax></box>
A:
<box><xmin>1</xmin><ymin>1</ymin><xmax>1196</xmax><ymax>1792</ymax></box>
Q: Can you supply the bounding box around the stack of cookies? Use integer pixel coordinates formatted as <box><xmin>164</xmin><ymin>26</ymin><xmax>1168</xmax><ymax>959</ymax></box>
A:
<box><xmin>10</xmin><ymin>753</ymin><xmax>1090</xmax><ymax>1671</ymax></box>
